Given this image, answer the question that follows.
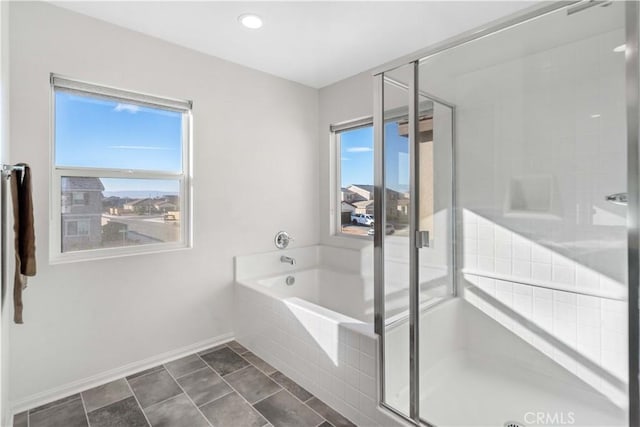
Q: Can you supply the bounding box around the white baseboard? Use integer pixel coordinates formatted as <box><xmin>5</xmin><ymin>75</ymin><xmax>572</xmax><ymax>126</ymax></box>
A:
<box><xmin>8</xmin><ymin>332</ymin><xmax>234</xmax><ymax>418</ymax></box>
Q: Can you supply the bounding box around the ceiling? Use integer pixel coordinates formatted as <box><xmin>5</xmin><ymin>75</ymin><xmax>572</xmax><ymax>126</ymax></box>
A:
<box><xmin>50</xmin><ymin>1</ymin><xmax>539</xmax><ymax>88</ymax></box>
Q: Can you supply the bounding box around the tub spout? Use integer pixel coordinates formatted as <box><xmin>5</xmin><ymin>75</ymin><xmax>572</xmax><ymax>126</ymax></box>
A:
<box><xmin>280</xmin><ymin>256</ymin><xmax>295</xmax><ymax>266</ymax></box>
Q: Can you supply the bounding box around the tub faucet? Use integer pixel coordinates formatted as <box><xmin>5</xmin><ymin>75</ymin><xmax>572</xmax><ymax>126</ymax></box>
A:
<box><xmin>280</xmin><ymin>255</ymin><xmax>295</xmax><ymax>266</ymax></box>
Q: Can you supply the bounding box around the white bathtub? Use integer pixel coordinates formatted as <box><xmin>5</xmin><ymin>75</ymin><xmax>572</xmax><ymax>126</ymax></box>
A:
<box><xmin>234</xmin><ymin>256</ymin><xmax>401</xmax><ymax>427</ymax></box>
<box><xmin>250</xmin><ymin>268</ymin><xmax>373</xmax><ymax>323</ymax></box>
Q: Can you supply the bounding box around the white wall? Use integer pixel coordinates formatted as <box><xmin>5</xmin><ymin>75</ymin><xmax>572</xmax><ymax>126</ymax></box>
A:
<box><xmin>9</xmin><ymin>1</ymin><xmax>319</xmax><ymax>407</ymax></box>
<box><xmin>1</xmin><ymin>1</ymin><xmax>11</xmax><ymax>424</ymax></box>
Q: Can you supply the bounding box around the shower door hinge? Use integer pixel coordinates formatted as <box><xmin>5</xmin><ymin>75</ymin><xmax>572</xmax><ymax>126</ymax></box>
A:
<box><xmin>416</xmin><ymin>230</ymin><xmax>430</xmax><ymax>248</ymax></box>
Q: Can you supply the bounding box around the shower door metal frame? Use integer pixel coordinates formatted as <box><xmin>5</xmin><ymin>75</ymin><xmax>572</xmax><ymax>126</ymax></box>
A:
<box><xmin>373</xmin><ymin>1</ymin><xmax>640</xmax><ymax>425</ymax></box>
<box><xmin>626</xmin><ymin>2</ymin><xmax>640</xmax><ymax>426</ymax></box>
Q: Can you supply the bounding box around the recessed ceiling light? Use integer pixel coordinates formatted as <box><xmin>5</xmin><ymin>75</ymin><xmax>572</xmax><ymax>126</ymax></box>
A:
<box><xmin>591</xmin><ymin>114</ymin><xmax>601</xmax><ymax>118</ymax></box>
<box><xmin>613</xmin><ymin>44</ymin><xmax>626</xmax><ymax>53</ymax></box>
<box><xmin>238</xmin><ymin>14</ymin><xmax>263</xmax><ymax>30</ymax></box>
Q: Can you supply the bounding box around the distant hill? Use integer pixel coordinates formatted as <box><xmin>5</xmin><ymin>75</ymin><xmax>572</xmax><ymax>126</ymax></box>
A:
<box><xmin>103</xmin><ymin>190</ymin><xmax>179</xmax><ymax>198</ymax></box>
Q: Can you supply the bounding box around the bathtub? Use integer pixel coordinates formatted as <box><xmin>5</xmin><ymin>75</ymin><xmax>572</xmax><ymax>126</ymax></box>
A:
<box><xmin>234</xmin><ymin>261</ymin><xmax>400</xmax><ymax>427</ymax></box>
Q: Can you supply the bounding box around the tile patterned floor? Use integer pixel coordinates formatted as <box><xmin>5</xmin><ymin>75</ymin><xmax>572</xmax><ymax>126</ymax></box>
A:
<box><xmin>13</xmin><ymin>341</ymin><xmax>356</xmax><ymax>427</ymax></box>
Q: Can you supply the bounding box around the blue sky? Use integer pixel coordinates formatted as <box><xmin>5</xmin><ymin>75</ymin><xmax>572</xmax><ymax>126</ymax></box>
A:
<box><xmin>340</xmin><ymin>122</ymin><xmax>408</xmax><ymax>191</ymax></box>
<box><xmin>55</xmin><ymin>90</ymin><xmax>182</xmax><ymax>194</ymax></box>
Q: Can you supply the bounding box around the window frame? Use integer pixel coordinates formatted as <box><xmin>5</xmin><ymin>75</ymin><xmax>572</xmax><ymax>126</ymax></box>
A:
<box><xmin>331</xmin><ymin>116</ymin><xmax>374</xmax><ymax>240</ymax></box>
<box><xmin>50</xmin><ymin>74</ymin><xmax>193</xmax><ymax>263</ymax></box>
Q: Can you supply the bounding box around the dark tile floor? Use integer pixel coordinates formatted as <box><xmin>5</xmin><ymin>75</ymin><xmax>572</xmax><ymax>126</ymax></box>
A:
<box><xmin>13</xmin><ymin>341</ymin><xmax>356</xmax><ymax>427</ymax></box>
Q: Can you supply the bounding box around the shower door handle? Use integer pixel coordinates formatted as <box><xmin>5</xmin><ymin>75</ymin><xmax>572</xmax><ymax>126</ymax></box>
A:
<box><xmin>416</xmin><ymin>230</ymin><xmax>430</xmax><ymax>248</ymax></box>
<box><xmin>605</xmin><ymin>192</ymin><xmax>627</xmax><ymax>206</ymax></box>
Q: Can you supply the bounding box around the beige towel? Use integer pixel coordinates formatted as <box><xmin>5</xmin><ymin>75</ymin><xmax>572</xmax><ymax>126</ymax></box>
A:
<box><xmin>10</xmin><ymin>164</ymin><xmax>36</xmax><ymax>324</ymax></box>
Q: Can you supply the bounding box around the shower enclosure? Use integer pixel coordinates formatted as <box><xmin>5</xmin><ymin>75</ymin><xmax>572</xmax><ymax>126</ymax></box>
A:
<box><xmin>373</xmin><ymin>1</ymin><xmax>638</xmax><ymax>426</ymax></box>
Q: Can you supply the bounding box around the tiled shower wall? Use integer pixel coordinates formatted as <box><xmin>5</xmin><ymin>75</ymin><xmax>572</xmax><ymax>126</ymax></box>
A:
<box><xmin>449</xmin><ymin>27</ymin><xmax>628</xmax><ymax>406</ymax></box>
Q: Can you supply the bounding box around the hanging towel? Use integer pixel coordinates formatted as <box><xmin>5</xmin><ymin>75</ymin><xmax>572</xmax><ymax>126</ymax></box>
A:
<box><xmin>10</xmin><ymin>164</ymin><xmax>36</xmax><ymax>324</ymax></box>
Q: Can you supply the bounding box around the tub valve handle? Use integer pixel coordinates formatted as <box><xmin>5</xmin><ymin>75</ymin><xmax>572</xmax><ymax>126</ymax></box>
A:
<box><xmin>275</xmin><ymin>231</ymin><xmax>294</xmax><ymax>249</ymax></box>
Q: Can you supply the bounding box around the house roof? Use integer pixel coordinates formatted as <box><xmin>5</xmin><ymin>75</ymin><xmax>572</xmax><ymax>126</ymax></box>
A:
<box><xmin>125</xmin><ymin>198</ymin><xmax>152</xmax><ymax>206</ymax></box>
<box><xmin>353</xmin><ymin>200</ymin><xmax>374</xmax><ymax>208</ymax></box>
<box><xmin>348</xmin><ymin>184</ymin><xmax>374</xmax><ymax>193</ymax></box>
<box><xmin>61</xmin><ymin>177</ymin><xmax>105</xmax><ymax>191</ymax></box>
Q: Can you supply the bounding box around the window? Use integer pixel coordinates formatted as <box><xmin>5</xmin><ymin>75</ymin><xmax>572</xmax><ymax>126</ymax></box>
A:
<box><xmin>65</xmin><ymin>219</ymin><xmax>90</xmax><ymax>237</ymax></box>
<box><xmin>71</xmin><ymin>192</ymin><xmax>88</xmax><ymax>206</ymax></box>
<box><xmin>333</xmin><ymin>116</ymin><xmax>414</xmax><ymax>238</ymax></box>
<box><xmin>51</xmin><ymin>75</ymin><xmax>191</xmax><ymax>261</ymax></box>
<box><xmin>333</xmin><ymin>118</ymin><xmax>374</xmax><ymax>237</ymax></box>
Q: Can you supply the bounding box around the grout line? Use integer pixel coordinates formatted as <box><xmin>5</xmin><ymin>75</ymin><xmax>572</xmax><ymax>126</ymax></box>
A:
<box><xmin>163</xmin><ymin>360</ymin><xmax>214</xmax><ymax>427</ymax></box>
<box><xmin>226</xmin><ymin>343</ymin><xmax>250</xmax><ymax>356</ymax></box>
<box><xmin>123</xmin><ymin>376</ymin><xmax>153</xmax><ymax>427</ymax></box>
<box><xmin>226</xmin><ymin>347</ymin><xmax>347</xmax><ymax>426</ymax></box>
<box><xmin>172</xmin><ymin>365</ymin><xmax>211</xmax><ymax>381</ymax></box>
<box><xmin>138</xmin><ymin>392</ymin><xmax>186</xmax><ymax>413</ymax></box>
<box><xmin>79</xmin><ymin>392</ymin><xmax>92</xmax><ymax>427</ymax></box>
<box><xmin>193</xmin><ymin>389</ymin><xmax>235</xmax><ymax>410</ymax></box>
<box><xmin>197</xmin><ymin>352</ymin><xmax>273</xmax><ymax>426</ymax></box>
<box><xmin>250</xmin><ymin>388</ymin><xmax>284</xmax><ymax>406</ymax></box>
<box><xmin>198</xmin><ymin>343</ymin><xmax>229</xmax><ymax>357</ymax></box>
<box><xmin>219</xmin><ymin>363</ymin><xmax>252</xmax><ymax>378</ymax></box>
<box><xmin>125</xmin><ymin>365</ymin><xmax>165</xmax><ymax>383</ymax></box>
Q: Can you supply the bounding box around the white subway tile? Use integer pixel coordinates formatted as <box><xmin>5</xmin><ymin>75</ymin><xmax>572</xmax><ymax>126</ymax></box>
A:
<box><xmin>531</xmin><ymin>244</ymin><xmax>552</xmax><ymax>263</ymax></box>
<box><xmin>464</xmin><ymin>238</ymin><xmax>478</xmax><ymax>255</ymax></box>
<box><xmin>346</xmin><ymin>346</ymin><xmax>360</xmax><ymax>369</ymax></box>
<box><xmin>552</xmin><ymin>265</ymin><xmax>575</xmax><ymax>286</ymax></box>
<box><xmin>359</xmin><ymin>372</ymin><xmax>377</xmax><ymax>399</ymax></box>
<box><xmin>494</xmin><ymin>259</ymin><xmax>512</xmax><ymax>275</ymax></box>
<box><xmin>477</xmin><ymin>239</ymin><xmax>495</xmax><ymax>257</ymax></box>
<box><xmin>345</xmin><ymin>384</ymin><xmax>360</xmax><ymax>409</ymax></box>
<box><xmin>534</xmin><ymin>297</ymin><xmax>553</xmax><ymax>319</ymax></box>
<box><xmin>478</xmin><ymin>225</ymin><xmax>495</xmax><ymax>240</ymax></box>
<box><xmin>360</xmin><ymin>336</ymin><xmax>377</xmax><ymax>357</ymax></box>
<box><xmin>477</xmin><ymin>256</ymin><xmax>495</xmax><ymax>272</ymax></box>
<box><xmin>575</xmin><ymin>265</ymin><xmax>600</xmax><ymax>290</ymax></box>
<box><xmin>577</xmin><ymin>305</ymin><xmax>601</xmax><ymax>328</ymax></box>
<box><xmin>494</xmin><ymin>226</ymin><xmax>512</xmax><ymax>242</ymax></box>
<box><xmin>495</xmin><ymin>241</ymin><xmax>512</xmax><ymax>259</ymax></box>
<box><xmin>577</xmin><ymin>324</ymin><xmax>601</xmax><ymax>349</ymax></box>
<box><xmin>512</xmin><ymin>260</ymin><xmax>532</xmax><ymax>278</ymax></box>
<box><xmin>346</xmin><ymin>366</ymin><xmax>359</xmax><ymax>388</ymax></box>
<box><xmin>359</xmin><ymin>353</ymin><xmax>376</xmax><ymax>377</ymax></box>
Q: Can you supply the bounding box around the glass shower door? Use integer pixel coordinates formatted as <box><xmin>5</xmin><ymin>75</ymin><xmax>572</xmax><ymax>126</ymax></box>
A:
<box><xmin>375</xmin><ymin>2</ymin><xmax>631</xmax><ymax>426</ymax></box>
<box><xmin>376</xmin><ymin>63</ymin><xmax>455</xmax><ymax>423</ymax></box>
<box><xmin>415</xmin><ymin>2</ymin><xmax>628</xmax><ymax>426</ymax></box>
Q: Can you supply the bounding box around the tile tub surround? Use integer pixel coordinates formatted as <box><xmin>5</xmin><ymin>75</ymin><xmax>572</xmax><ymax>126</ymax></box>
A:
<box><xmin>12</xmin><ymin>341</ymin><xmax>354</xmax><ymax>427</ymax></box>
<box><xmin>235</xmin><ymin>283</ymin><xmax>397</xmax><ymax>427</ymax></box>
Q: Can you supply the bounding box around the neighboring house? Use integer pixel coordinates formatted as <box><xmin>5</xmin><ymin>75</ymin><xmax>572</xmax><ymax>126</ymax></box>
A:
<box><xmin>341</xmin><ymin>201</ymin><xmax>356</xmax><ymax>213</ymax></box>
<box><xmin>353</xmin><ymin>200</ymin><xmax>374</xmax><ymax>215</ymax></box>
<box><xmin>397</xmin><ymin>198</ymin><xmax>410</xmax><ymax>216</ymax></box>
<box><xmin>154</xmin><ymin>201</ymin><xmax>177</xmax><ymax>212</ymax></box>
<box><xmin>61</xmin><ymin>177</ymin><xmax>104</xmax><ymax>252</ymax></box>
<box><xmin>346</xmin><ymin>184</ymin><xmax>373</xmax><ymax>201</ymax></box>
<box><xmin>341</xmin><ymin>187</ymin><xmax>367</xmax><ymax>203</ymax></box>
<box><xmin>123</xmin><ymin>198</ymin><xmax>156</xmax><ymax>213</ymax></box>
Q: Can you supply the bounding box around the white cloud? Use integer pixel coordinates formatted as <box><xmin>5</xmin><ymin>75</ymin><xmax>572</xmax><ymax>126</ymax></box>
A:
<box><xmin>341</xmin><ymin>157</ymin><xmax>350</xmax><ymax>161</ymax></box>
<box><xmin>108</xmin><ymin>145</ymin><xmax>170</xmax><ymax>150</ymax></box>
<box><xmin>114</xmin><ymin>103</ymin><xmax>140</xmax><ymax>113</ymax></box>
<box><xmin>346</xmin><ymin>146</ymin><xmax>373</xmax><ymax>153</ymax></box>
